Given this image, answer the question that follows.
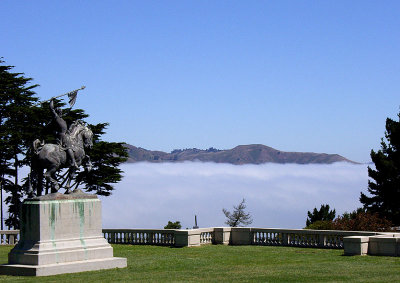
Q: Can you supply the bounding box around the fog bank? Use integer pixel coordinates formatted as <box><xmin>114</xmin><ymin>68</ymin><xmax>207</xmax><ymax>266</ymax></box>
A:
<box><xmin>100</xmin><ymin>162</ymin><xmax>368</xmax><ymax>229</ymax></box>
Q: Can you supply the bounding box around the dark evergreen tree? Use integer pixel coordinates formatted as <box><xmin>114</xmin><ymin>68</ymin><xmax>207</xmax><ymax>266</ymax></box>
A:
<box><xmin>306</xmin><ymin>204</ymin><xmax>336</xmax><ymax>227</ymax></box>
<box><xmin>0</xmin><ymin>58</ymin><xmax>39</xmax><ymax>229</ymax></box>
<box><xmin>222</xmin><ymin>198</ymin><xmax>253</xmax><ymax>227</ymax></box>
<box><xmin>360</xmin><ymin>110</ymin><xmax>400</xmax><ymax>226</ymax></box>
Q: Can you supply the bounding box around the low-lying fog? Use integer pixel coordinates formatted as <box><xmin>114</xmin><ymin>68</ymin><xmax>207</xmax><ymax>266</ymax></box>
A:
<box><xmin>100</xmin><ymin>162</ymin><xmax>369</xmax><ymax>229</ymax></box>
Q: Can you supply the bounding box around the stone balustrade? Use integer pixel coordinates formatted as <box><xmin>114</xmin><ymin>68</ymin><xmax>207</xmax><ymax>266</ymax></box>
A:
<box><xmin>102</xmin><ymin>227</ymin><xmax>385</xmax><ymax>249</ymax></box>
<box><xmin>103</xmin><ymin>229</ymin><xmax>175</xmax><ymax>246</ymax></box>
<box><xmin>249</xmin><ymin>228</ymin><xmax>381</xmax><ymax>248</ymax></box>
<box><xmin>0</xmin><ymin>230</ymin><xmax>19</xmax><ymax>245</ymax></box>
<box><xmin>4</xmin><ymin>227</ymin><xmax>398</xmax><ymax>256</ymax></box>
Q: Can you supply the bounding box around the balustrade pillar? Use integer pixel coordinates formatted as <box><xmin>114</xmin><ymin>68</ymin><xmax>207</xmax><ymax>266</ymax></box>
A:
<box><xmin>282</xmin><ymin>233</ymin><xmax>289</xmax><ymax>246</ymax></box>
<box><xmin>318</xmin><ymin>234</ymin><xmax>326</xmax><ymax>247</ymax></box>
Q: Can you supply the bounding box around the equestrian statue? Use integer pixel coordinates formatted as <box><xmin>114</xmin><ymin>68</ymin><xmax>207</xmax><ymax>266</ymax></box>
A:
<box><xmin>30</xmin><ymin>86</ymin><xmax>93</xmax><ymax>196</ymax></box>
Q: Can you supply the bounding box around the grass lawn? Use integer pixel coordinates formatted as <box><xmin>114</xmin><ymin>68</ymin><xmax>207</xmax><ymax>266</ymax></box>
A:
<box><xmin>0</xmin><ymin>244</ymin><xmax>399</xmax><ymax>282</ymax></box>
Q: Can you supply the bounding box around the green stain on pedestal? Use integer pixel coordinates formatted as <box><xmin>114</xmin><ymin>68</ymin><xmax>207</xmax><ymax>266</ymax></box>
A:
<box><xmin>48</xmin><ymin>201</ymin><xmax>60</xmax><ymax>263</ymax></box>
<box><xmin>73</xmin><ymin>200</ymin><xmax>88</xmax><ymax>260</ymax></box>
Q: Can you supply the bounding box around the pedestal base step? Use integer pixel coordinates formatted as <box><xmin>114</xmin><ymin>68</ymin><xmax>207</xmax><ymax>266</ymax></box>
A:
<box><xmin>0</xmin><ymin>257</ymin><xmax>127</xmax><ymax>277</ymax></box>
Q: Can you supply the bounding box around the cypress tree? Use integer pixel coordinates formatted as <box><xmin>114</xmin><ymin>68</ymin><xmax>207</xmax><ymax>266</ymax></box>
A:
<box><xmin>0</xmin><ymin>59</ymin><xmax>40</xmax><ymax>228</ymax></box>
<box><xmin>306</xmin><ymin>204</ymin><xmax>336</xmax><ymax>227</ymax></box>
<box><xmin>360</xmin><ymin>110</ymin><xmax>400</xmax><ymax>226</ymax></box>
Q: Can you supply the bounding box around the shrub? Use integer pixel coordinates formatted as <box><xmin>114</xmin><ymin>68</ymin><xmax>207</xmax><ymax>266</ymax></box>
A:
<box><xmin>305</xmin><ymin>220</ymin><xmax>334</xmax><ymax>230</ymax></box>
<box><xmin>164</xmin><ymin>221</ymin><xmax>182</xmax><ymax>229</ymax></box>
<box><xmin>332</xmin><ymin>211</ymin><xmax>393</xmax><ymax>232</ymax></box>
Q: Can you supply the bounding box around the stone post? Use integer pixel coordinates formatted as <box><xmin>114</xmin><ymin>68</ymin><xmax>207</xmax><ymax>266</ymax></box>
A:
<box><xmin>230</xmin><ymin>228</ymin><xmax>252</xmax><ymax>245</ymax></box>
<box><xmin>175</xmin><ymin>229</ymin><xmax>202</xmax><ymax>247</ymax></box>
<box><xmin>343</xmin><ymin>236</ymin><xmax>370</xmax><ymax>255</ymax></box>
<box><xmin>214</xmin><ymin>227</ymin><xmax>231</xmax><ymax>245</ymax></box>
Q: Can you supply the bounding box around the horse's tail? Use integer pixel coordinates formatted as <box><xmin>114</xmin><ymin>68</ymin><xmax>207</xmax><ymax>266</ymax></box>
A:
<box><xmin>33</xmin><ymin>139</ymin><xmax>44</xmax><ymax>154</ymax></box>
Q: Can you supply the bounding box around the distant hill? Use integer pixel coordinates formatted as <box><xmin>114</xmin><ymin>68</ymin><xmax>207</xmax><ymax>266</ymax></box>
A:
<box><xmin>125</xmin><ymin>144</ymin><xmax>358</xmax><ymax>165</ymax></box>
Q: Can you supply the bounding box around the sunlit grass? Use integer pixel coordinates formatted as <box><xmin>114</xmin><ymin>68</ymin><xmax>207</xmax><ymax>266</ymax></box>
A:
<box><xmin>0</xmin><ymin>244</ymin><xmax>399</xmax><ymax>282</ymax></box>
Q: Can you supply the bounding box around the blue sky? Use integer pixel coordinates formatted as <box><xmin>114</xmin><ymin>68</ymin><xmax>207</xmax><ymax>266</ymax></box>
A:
<box><xmin>2</xmin><ymin>1</ymin><xmax>400</xmax><ymax>163</ymax></box>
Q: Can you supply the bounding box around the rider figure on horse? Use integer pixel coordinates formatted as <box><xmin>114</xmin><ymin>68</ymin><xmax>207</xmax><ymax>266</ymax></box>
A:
<box><xmin>50</xmin><ymin>99</ymin><xmax>78</xmax><ymax>169</ymax></box>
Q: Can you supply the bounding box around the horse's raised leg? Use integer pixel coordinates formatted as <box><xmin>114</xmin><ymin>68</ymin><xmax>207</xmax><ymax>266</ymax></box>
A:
<box><xmin>65</xmin><ymin>167</ymin><xmax>76</xmax><ymax>194</ymax></box>
<box><xmin>84</xmin><ymin>155</ymin><xmax>92</xmax><ymax>172</ymax></box>
<box><xmin>44</xmin><ymin>166</ymin><xmax>59</xmax><ymax>193</ymax></box>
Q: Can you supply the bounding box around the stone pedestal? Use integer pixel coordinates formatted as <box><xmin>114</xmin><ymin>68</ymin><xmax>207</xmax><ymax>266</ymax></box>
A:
<box><xmin>0</xmin><ymin>190</ymin><xmax>127</xmax><ymax>276</ymax></box>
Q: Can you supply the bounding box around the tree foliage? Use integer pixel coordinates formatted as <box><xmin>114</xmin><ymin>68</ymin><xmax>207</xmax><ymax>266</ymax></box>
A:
<box><xmin>0</xmin><ymin>59</ymin><xmax>39</xmax><ymax>229</ymax></box>
<box><xmin>0</xmin><ymin>59</ymin><xmax>127</xmax><ymax>228</ymax></box>
<box><xmin>333</xmin><ymin>209</ymin><xmax>393</xmax><ymax>232</ymax></box>
<box><xmin>360</xmin><ymin>110</ymin><xmax>400</xmax><ymax>226</ymax></box>
<box><xmin>305</xmin><ymin>220</ymin><xmax>334</xmax><ymax>230</ymax></box>
<box><xmin>164</xmin><ymin>221</ymin><xmax>182</xmax><ymax>229</ymax></box>
<box><xmin>306</xmin><ymin>204</ymin><xmax>336</xmax><ymax>227</ymax></box>
<box><xmin>222</xmin><ymin>198</ymin><xmax>253</xmax><ymax>227</ymax></box>
<box><xmin>305</xmin><ymin>207</ymin><xmax>394</xmax><ymax>232</ymax></box>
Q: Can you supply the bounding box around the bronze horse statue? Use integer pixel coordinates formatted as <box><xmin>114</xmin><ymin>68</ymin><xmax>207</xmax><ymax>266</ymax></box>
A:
<box><xmin>31</xmin><ymin>120</ymin><xmax>93</xmax><ymax>195</ymax></box>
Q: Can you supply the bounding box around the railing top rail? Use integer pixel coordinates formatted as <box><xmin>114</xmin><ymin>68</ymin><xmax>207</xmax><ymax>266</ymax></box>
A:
<box><xmin>102</xmin><ymin>227</ymin><xmax>388</xmax><ymax>236</ymax></box>
<box><xmin>189</xmin><ymin>228</ymin><xmax>215</xmax><ymax>233</ymax></box>
<box><xmin>102</xmin><ymin>229</ymin><xmax>177</xmax><ymax>233</ymax></box>
<box><xmin>248</xmin><ymin>228</ymin><xmax>383</xmax><ymax>236</ymax></box>
<box><xmin>0</xmin><ymin>230</ymin><xmax>20</xmax><ymax>234</ymax></box>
